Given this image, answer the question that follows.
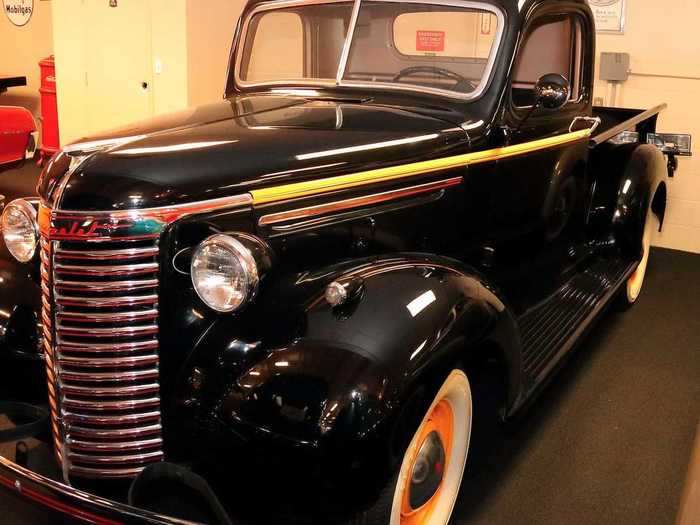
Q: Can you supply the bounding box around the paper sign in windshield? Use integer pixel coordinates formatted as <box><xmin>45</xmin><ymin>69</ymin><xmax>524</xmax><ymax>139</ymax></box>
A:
<box><xmin>416</xmin><ymin>30</ymin><xmax>445</xmax><ymax>52</ymax></box>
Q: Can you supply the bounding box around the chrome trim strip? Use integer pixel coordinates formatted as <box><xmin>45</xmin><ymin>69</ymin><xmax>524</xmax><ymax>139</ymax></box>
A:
<box><xmin>57</xmin><ymin>341</ymin><xmax>160</xmax><ymax>353</ymax></box>
<box><xmin>55</xmin><ymin>324</ymin><xmax>159</xmax><ymax>337</ymax></box>
<box><xmin>267</xmin><ymin>189</ymin><xmax>445</xmax><ymax>237</ymax></box>
<box><xmin>60</xmin><ymin>383</ymin><xmax>161</xmax><ymax>397</ymax></box>
<box><xmin>59</xmin><ymin>354</ymin><xmax>159</xmax><ymax>368</ymax></box>
<box><xmin>60</xmin><ymin>369</ymin><xmax>160</xmax><ymax>383</ymax></box>
<box><xmin>55</xmin><ymin>280</ymin><xmax>159</xmax><ymax>293</ymax></box>
<box><xmin>63</xmin><ymin>397</ymin><xmax>161</xmax><ymax>411</ymax></box>
<box><xmin>259</xmin><ymin>176</ymin><xmax>462</xmax><ymax>226</ymax></box>
<box><xmin>0</xmin><ymin>455</ymin><xmax>192</xmax><ymax>523</ymax></box>
<box><xmin>68</xmin><ymin>437</ymin><xmax>164</xmax><ymax>453</ymax></box>
<box><xmin>67</xmin><ymin>451</ymin><xmax>164</xmax><ymax>464</ymax></box>
<box><xmin>55</xmin><ymin>247</ymin><xmax>159</xmax><ymax>260</ymax></box>
<box><xmin>45</xmin><ymin>193</ymin><xmax>252</xmax><ymax>219</ymax></box>
<box><xmin>63</xmin><ymin>411</ymin><xmax>161</xmax><ymax>426</ymax></box>
<box><xmin>55</xmin><ymin>294</ymin><xmax>158</xmax><ymax>308</ymax></box>
<box><xmin>54</xmin><ymin>262</ymin><xmax>158</xmax><ymax>275</ymax></box>
<box><xmin>65</xmin><ymin>465</ymin><xmax>155</xmax><ymax>479</ymax></box>
<box><xmin>68</xmin><ymin>423</ymin><xmax>162</xmax><ymax>439</ymax></box>
<box><xmin>57</xmin><ymin>309</ymin><xmax>159</xmax><ymax>322</ymax></box>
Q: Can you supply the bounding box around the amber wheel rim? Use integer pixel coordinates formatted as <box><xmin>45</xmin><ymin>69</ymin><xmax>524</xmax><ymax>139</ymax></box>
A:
<box><xmin>390</xmin><ymin>370</ymin><xmax>472</xmax><ymax>525</ymax></box>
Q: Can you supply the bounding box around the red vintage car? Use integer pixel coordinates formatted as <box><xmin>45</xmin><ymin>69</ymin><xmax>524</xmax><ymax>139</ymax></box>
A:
<box><xmin>0</xmin><ymin>106</ymin><xmax>38</xmax><ymax>170</ymax></box>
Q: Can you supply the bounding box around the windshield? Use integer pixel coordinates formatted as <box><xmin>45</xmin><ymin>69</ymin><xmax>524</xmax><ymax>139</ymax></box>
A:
<box><xmin>236</xmin><ymin>0</ymin><xmax>503</xmax><ymax>99</ymax></box>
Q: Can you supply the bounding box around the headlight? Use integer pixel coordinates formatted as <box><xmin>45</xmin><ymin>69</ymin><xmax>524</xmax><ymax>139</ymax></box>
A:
<box><xmin>191</xmin><ymin>234</ymin><xmax>260</xmax><ymax>313</ymax></box>
<box><xmin>2</xmin><ymin>199</ymin><xmax>38</xmax><ymax>263</ymax></box>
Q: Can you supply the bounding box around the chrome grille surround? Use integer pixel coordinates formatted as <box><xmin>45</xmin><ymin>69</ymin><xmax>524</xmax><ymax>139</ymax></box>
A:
<box><xmin>38</xmin><ymin>193</ymin><xmax>252</xmax><ymax>481</ymax></box>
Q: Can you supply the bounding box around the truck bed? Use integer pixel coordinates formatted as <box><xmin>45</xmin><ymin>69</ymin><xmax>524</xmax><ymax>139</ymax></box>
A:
<box><xmin>590</xmin><ymin>104</ymin><xmax>667</xmax><ymax>147</ymax></box>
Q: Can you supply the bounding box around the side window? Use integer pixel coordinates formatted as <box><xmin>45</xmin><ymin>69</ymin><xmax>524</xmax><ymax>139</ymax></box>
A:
<box><xmin>512</xmin><ymin>15</ymin><xmax>583</xmax><ymax>108</ymax></box>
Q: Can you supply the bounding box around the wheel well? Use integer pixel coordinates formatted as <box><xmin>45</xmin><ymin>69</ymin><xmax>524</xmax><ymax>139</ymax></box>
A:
<box><xmin>466</xmin><ymin>343</ymin><xmax>511</xmax><ymax>423</ymax></box>
<box><xmin>651</xmin><ymin>181</ymin><xmax>667</xmax><ymax>231</ymax></box>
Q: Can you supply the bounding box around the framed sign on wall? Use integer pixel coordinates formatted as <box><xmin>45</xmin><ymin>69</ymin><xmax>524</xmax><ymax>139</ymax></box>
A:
<box><xmin>3</xmin><ymin>0</ymin><xmax>33</xmax><ymax>27</ymax></box>
<box><xmin>588</xmin><ymin>0</ymin><xmax>626</xmax><ymax>34</ymax></box>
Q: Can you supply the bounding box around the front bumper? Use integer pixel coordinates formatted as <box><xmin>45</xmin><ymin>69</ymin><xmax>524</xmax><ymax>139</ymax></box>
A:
<box><xmin>0</xmin><ymin>455</ymin><xmax>188</xmax><ymax>525</ymax></box>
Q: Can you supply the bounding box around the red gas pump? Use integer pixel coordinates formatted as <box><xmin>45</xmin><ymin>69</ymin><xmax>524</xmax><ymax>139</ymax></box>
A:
<box><xmin>38</xmin><ymin>56</ymin><xmax>60</xmax><ymax>163</ymax></box>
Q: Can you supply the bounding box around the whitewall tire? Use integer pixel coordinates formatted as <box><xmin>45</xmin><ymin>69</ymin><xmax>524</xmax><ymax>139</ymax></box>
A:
<box><xmin>625</xmin><ymin>204</ymin><xmax>658</xmax><ymax>304</ymax></box>
<box><xmin>350</xmin><ymin>370</ymin><xmax>472</xmax><ymax>525</ymax></box>
<box><xmin>389</xmin><ymin>370</ymin><xmax>472</xmax><ymax>525</ymax></box>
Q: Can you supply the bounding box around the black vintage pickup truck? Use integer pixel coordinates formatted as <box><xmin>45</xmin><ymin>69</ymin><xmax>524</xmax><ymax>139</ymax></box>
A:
<box><xmin>0</xmin><ymin>0</ymin><xmax>686</xmax><ymax>523</ymax></box>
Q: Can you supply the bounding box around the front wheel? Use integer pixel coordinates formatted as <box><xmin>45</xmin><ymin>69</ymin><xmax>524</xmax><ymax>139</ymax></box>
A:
<box><xmin>354</xmin><ymin>370</ymin><xmax>472</xmax><ymax>525</ymax></box>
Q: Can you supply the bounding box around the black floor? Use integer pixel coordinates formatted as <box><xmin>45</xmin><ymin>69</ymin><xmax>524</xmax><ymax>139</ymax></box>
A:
<box><xmin>1</xmin><ymin>159</ymin><xmax>699</xmax><ymax>525</ymax></box>
<box><xmin>452</xmin><ymin>248</ymin><xmax>700</xmax><ymax>525</ymax></box>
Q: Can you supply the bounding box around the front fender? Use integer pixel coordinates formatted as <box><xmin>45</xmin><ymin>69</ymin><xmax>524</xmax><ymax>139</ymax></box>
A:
<box><xmin>178</xmin><ymin>254</ymin><xmax>521</xmax><ymax>498</ymax></box>
<box><xmin>0</xmin><ymin>250</ymin><xmax>43</xmax><ymax>401</ymax></box>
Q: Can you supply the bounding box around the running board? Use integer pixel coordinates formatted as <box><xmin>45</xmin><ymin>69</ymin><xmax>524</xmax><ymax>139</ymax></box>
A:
<box><xmin>517</xmin><ymin>257</ymin><xmax>637</xmax><ymax>387</ymax></box>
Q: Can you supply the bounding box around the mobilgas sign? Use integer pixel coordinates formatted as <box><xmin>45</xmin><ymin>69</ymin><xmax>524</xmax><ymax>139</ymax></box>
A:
<box><xmin>4</xmin><ymin>0</ymin><xmax>33</xmax><ymax>27</ymax></box>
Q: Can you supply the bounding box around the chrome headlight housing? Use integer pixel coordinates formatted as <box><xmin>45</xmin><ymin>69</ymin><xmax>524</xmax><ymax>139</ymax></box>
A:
<box><xmin>1</xmin><ymin>199</ymin><xmax>38</xmax><ymax>263</ymax></box>
<box><xmin>191</xmin><ymin>234</ymin><xmax>260</xmax><ymax>313</ymax></box>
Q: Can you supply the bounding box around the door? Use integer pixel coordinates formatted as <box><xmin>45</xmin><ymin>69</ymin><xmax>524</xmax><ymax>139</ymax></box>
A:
<box><xmin>84</xmin><ymin>0</ymin><xmax>154</xmax><ymax>134</ymax></box>
<box><xmin>488</xmin><ymin>8</ymin><xmax>593</xmax><ymax>310</ymax></box>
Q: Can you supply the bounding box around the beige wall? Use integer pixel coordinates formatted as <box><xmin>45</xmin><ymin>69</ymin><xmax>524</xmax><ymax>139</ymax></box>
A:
<box><xmin>0</xmin><ymin>1</ymin><xmax>53</xmax><ymax>124</ymax></box>
<box><xmin>152</xmin><ymin>0</ymin><xmax>189</xmax><ymax>115</ymax></box>
<box><xmin>593</xmin><ymin>1</ymin><xmax>700</xmax><ymax>253</ymax></box>
<box><xmin>52</xmin><ymin>0</ymin><xmax>241</xmax><ymax>144</ymax></box>
<box><xmin>52</xmin><ymin>0</ymin><xmax>190</xmax><ymax>144</ymax></box>
<box><xmin>51</xmin><ymin>0</ymin><xmax>88</xmax><ymax>144</ymax></box>
<box><xmin>186</xmin><ymin>0</ymin><xmax>244</xmax><ymax>107</ymax></box>
<box><xmin>20</xmin><ymin>1</ymin><xmax>700</xmax><ymax>253</ymax></box>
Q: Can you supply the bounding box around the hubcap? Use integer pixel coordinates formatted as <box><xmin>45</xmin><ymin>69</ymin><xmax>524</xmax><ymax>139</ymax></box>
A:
<box><xmin>400</xmin><ymin>400</ymin><xmax>454</xmax><ymax>524</ymax></box>
<box><xmin>390</xmin><ymin>370</ymin><xmax>472</xmax><ymax>525</ymax></box>
<box><xmin>409</xmin><ymin>431</ymin><xmax>446</xmax><ymax>508</ymax></box>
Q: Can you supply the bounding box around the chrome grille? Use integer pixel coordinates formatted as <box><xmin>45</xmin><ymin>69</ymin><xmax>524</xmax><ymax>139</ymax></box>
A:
<box><xmin>40</xmin><ymin>232</ymin><xmax>165</xmax><ymax>479</ymax></box>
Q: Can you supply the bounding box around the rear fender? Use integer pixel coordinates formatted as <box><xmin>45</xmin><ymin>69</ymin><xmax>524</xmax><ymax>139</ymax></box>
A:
<box><xmin>611</xmin><ymin>144</ymin><xmax>667</xmax><ymax>256</ymax></box>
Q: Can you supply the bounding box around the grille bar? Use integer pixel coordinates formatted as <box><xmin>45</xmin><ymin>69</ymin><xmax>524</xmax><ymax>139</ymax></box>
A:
<box><xmin>55</xmin><ymin>247</ymin><xmax>160</xmax><ymax>260</ymax></box>
<box><xmin>41</xmin><ymin>226</ymin><xmax>165</xmax><ymax>480</ymax></box>
<box><xmin>57</xmin><ymin>341</ymin><xmax>160</xmax><ymax>353</ymax></box>
<box><xmin>57</xmin><ymin>309</ymin><xmax>159</xmax><ymax>323</ymax></box>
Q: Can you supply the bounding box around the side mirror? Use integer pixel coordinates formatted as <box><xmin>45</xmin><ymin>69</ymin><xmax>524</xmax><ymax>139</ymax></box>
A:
<box><xmin>534</xmin><ymin>74</ymin><xmax>570</xmax><ymax>110</ymax></box>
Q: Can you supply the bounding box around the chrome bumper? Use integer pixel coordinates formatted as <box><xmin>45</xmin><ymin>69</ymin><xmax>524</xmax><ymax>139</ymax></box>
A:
<box><xmin>0</xmin><ymin>455</ymin><xmax>189</xmax><ymax>524</ymax></box>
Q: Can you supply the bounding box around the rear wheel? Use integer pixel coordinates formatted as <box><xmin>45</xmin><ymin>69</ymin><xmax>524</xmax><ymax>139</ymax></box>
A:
<box><xmin>622</xmin><ymin>203</ymin><xmax>658</xmax><ymax>306</ymax></box>
<box><xmin>353</xmin><ymin>370</ymin><xmax>472</xmax><ymax>525</ymax></box>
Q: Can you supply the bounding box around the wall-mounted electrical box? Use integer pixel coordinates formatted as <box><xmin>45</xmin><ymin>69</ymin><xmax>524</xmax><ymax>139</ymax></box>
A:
<box><xmin>600</xmin><ymin>52</ymin><xmax>631</xmax><ymax>82</ymax></box>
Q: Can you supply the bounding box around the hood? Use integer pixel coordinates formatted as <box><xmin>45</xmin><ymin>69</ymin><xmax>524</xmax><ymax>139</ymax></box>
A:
<box><xmin>39</xmin><ymin>94</ymin><xmax>473</xmax><ymax>211</ymax></box>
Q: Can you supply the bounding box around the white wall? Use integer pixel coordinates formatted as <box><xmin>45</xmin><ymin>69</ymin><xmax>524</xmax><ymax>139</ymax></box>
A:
<box><xmin>593</xmin><ymin>1</ymin><xmax>700</xmax><ymax>253</ymax></box>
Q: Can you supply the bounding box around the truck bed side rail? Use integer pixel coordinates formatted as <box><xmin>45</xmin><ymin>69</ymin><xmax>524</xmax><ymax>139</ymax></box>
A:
<box><xmin>590</xmin><ymin>103</ymin><xmax>668</xmax><ymax>147</ymax></box>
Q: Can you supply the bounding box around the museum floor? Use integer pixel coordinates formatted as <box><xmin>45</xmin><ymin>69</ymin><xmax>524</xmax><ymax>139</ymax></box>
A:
<box><xmin>1</xmin><ymin>163</ymin><xmax>698</xmax><ymax>525</ymax></box>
